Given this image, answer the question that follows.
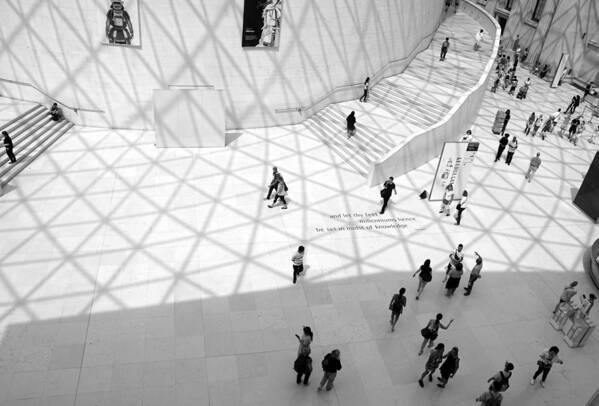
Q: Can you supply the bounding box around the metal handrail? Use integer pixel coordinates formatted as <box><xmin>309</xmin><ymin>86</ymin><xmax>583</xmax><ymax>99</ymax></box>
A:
<box><xmin>0</xmin><ymin>77</ymin><xmax>104</xmax><ymax>114</ymax></box>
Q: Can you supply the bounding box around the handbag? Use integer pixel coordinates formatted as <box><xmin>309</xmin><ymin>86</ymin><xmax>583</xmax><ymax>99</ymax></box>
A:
<box><xmin>420</xmin><ymin>327</ymin><xmax>431</xmax><ymax>339</ymax></box>
<box><xmin>442</xmin><ymin>198</ymin><xmax>449</xmax><ymax>205</ymax></box>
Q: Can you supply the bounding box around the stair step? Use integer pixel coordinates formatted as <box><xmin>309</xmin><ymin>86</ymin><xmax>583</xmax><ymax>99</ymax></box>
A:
<box><xmin>0</xmin><ymin>105</ymin><xmax>45</xmax><ymax>133</ymax></box>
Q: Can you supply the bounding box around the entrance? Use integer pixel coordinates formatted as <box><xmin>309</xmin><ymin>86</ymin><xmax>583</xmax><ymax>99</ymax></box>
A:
<box><xmin>495</xmin><ymin>15</ymin><xmax>508</xmax><ymax>34</ymax></box>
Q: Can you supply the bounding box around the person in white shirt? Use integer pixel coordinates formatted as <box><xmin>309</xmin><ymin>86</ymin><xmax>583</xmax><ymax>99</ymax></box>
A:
<box><xmin>461</xmin><ymin>129</ymin><xmax>473</xmax><ymax>142</ymax></box>
<box><xmin>474</xmin><ymin>29</ymin><xmax>484</xmax><ymax>51</ymax></box>
<box><xmin>439</xmin><ymin>184</ymin><xmax>454</xmax><ymax>216</ymax></box>
<box><xmin>455</xmin><ymin>190</ymin><xmax>468</xmax><ymax>225</ymax></box>
<box><xmin>291</xmin><ymin>246</ymin><xmax>305</xmax><ymax>284</ymax></box>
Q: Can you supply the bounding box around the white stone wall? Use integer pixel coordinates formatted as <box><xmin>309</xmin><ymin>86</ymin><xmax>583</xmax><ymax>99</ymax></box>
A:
<box><xmin>0</xmin><ymin>0</ymin><xmax>444</xmax><ymax>129</ymax></box>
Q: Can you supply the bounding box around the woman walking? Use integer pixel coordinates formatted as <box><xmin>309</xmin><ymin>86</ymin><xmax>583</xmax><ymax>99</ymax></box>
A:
<box><xmin>439</xmin><ymin>184</ymin><xmax>454</xmax><ymax>216</ymax></box>
<box><xmin>454</xmin><ymin>190</ymin><xmax>468</xmax><ymax>226</ymax></box>
<box><xmin>388</xmin><ymin>287</ymin><xmax>407</xmax><ymax>332</ymax></box>
<box><xmin>530</xmin><ymin>346</ymin><xmax>564</xmax><ymax>387</ymax></box>
<box><xmin>437</xmin><ymin>347</ymin><xmax>460</xmax><ymax>388</ymax></box>
<box><xmin>346</xmin><ymin>111</ymin><xmax>356</xmax><ymax>138</ymax></box>
<box><xmin>267</xmin><ymin>175</ymin><xmax>288</xmax><ymax>209</ymax></box>
<box><xmin>487</xmin><ymin>362</ymin><xmax>514</xmax><ymax>392</ymax></box>
<box><xmin>359</xmin><ymin>77</ymin><xmax>370</xmax><ymax>102</ymax></box>
<box><xmin>505</xmin><ymin>136</ymin><xmax>518</xmax><ymax>165</ymax></box>
<box><xmin>418</xmin><ymin>313</ymin><xmax>454</xmax><ymax>355</ymax></box>
<box><xmin>418</xmin><ymin>343</ymin><xmax>445</xmax><ymax>387</ymax></box>
<box><xmin>501</xmin><ymin>109</ymin><xmax>511</xmax><ymax>135</ymax></box>
<box><xmin>295</xmin><ymin>326</ymin><xmax>313</xmax><ymax>356</ymax></box>
<box><xmin>445</xmin><ymin>263</ymin><xmax>464</xmax><ymax>296</ymax></box>
<box><xmin>532</xmin><ymin>114</ymin><xmax>543</xmax><ymax>137</ymax></box>
<box><xmin>540</xmin><ymin>117</ymin><xmax>552</xmax><ymax>140</ymax></box>
<box><xmin>413</xmin><ymin>259</ymin><xmax>433</xmax><ymax>300</ymax></box>
<box><xmin>524</xmin><ymin>112</ymin><xmax>535</xmax><ymax>135</ymax></box>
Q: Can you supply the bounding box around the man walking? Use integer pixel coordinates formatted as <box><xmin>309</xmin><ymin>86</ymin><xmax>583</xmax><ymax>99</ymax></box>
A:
<box><xmin>525</xmin><ymin>153</ymin><xmax>542</xmax><ymax>183</ymax></box>
<box><xmin>2</xmin><ymin>131</ymin><xmax>17</xmax><ymax>164</ymax></box>
<box><xmin>505</xmin><ymin>136</ymin><xmax>518</xmax><ymax>165</ymax></box>
<box><xmin>264</xmin><ymin>166</ymin><xmax>279</xmax><ymax>200</ymax></box>
<box><xmin>291</xmin><ymin>246</ymin><xmax>305</xmax><ymax>284</ymax></box>
<box><xmin>380</xmin><ymin>176</ymin><xmax>397</xmax><ymax>214</ymax></box>
<box><xmin>464</xmin><ymin>251</ymin><xmax>483</xmax><ymax>295</ymax></box>
<box><xmin>494</xmin><ymin>133</ymin><xmax>509</xmax><ymax>162</ymax></box>
<box><xmin>440</xmin><ymin>37</ymin><xmax>450</xmax><ymax>61</ymax></box>
<box><xmin>318</xmin><ymin>350</ymin><xmax>342</xmax><ymax>392</ymax></box>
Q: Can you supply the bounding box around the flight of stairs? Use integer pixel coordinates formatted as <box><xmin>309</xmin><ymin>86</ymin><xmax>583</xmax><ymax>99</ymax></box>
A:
<box><xmin>0</xmin><ymin>104</ymin><xmax>74</xmax><ymax>189</ymax></box>
<box><xmin>305</xmin><ymin>11</ymin><xmax>493</xmax><ymax>177</ymax></box>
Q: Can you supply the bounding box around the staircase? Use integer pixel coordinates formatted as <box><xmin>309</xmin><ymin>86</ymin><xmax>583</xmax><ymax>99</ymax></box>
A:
<box><xmin>305</xmin><ymin>11</ymin><xmax>493</xmax><ymax>176</ymax></box>
<box><xmin>0</xmin><ymin>103</ymin><xmax>74</xmax><ymax>189</ymax></box>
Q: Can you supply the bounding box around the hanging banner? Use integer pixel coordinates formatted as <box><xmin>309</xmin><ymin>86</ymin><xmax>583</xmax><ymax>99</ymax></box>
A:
<box><xmin>242</xmin><ymin>0</ymin><xmax>283</xmax><ymax>48</ymax></box>
<box><xmin>429</xmin><ymin>141</ymin><xmax>479</xmax><ymax>201</ymax></box>
<box><xmin>103</xmin><ymin>0</ymin><xmax>141</xmax><ymax>47</ymax></box>
<box><xmin>551</xmin><ymin>53</ymin><xmax>569</xmax><ymax>88</ymax></box>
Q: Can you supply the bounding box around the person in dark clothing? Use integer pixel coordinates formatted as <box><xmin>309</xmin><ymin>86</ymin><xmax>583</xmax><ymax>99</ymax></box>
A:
<box><xmin>346</xmin><ymin>111</ymin><xmax>356</xmax><ymax>138</ymax></box>
<box><xmin>501</xmin><ymin>109</ymin><xmax>510</xmax><ymax>134</ymax></box>
<box><xmin>264</xmin><ymin>166</ymin><xmax>279</xmax><ymax>200</ymax></box>
<box><xmin>440</xmin><ymin>37</ymin><xmax>450</xmax><ymax>61</ymax></box>
<box><xmin>495</xmin><ymin>134</ymin><xmax>509</xmax><ymax>162</ymax></box>
<box><xmin>293</xmin><ymin>353</ymin><xmax>313</xmax><ymax>385</ymax></box>
<box><xmin>521</xmin><ymin>47</ymin><xmax>529</xmax><ymax>64</ymax></box>
<box><xmin>359</xmin><ymin>77</ymin><xmax>370</xmax><ymax>102</ymax></box>
<box><xmin>568</xmin><ymin>116</ymin><xmax>581</xmax><ymax>142</ymax></box>
<box><xmin>389</xmin><ymin>287</ymin><xmax>407</xmax><ymax>332</ymax></box>
<box><xmin>437</xmin><ymin>347</ymin><xmax>460</xmax><ymax>388</ymax></box>
<box><xmin>565</xmin><ymin>96</ymin><xmax>577</xmax><ymax>114</ymax></box>
<box><xmin>539</xmin><ymin>64</ymin><xmax>550</xmax><ymax>79</ymax></box>
<box><xmin>318</xmin><ymin>350</ymin><xmax>342</xmax><ymax>391</ymax></box>
<box><xmin>413</xmin><ymin>259</ymin><xmax>433</xmax><ymax>300</ymax></box>
<box><xmin>50</xmin><ymin>103</ymin><xmax>63</xmax><ymax>121</ymax></box>
<box><xmin>3</xmin><ymin>131</ymin><xmax>17</xmax><ymax>164</ymax></box>
<box><xmin>380</xmin><ymin>176</ymin><xmax>397</xmax><ymax>214</ymax></box>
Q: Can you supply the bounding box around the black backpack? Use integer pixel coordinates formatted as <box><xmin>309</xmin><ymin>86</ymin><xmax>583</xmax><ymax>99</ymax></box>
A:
<box><xmin>321</xmin><ymin>353</ymin><xmax>331</xmax><ymax>370</ymax></box>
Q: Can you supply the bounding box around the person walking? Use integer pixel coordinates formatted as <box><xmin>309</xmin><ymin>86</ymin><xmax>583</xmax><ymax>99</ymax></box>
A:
<box><xmin>495</xmin><ymin>133</ymin><xmax>509</xmax><ymax>162</ymax></box>
<box><xmin>476</xmin><ymin>382</ymin><xmax>504</xmax><ymax>405</ymax></box>
<box><xmin>318</xmin><ymin>350</ymin><xmax>342</xmax><ymax>391</ymax></box>
<box><xmin>295</xmin><ymin>326</ymin><xmax>313</xmax><ymax>356</ymax></box>
<box><xmin>346</xmin><ymin>111</ymin><xmax>356</xmax><ymax>138</ymax></box>
<box><xmin>268</xmin><ymin>175</ymin><xmax>288</xmax><ymax>209</ymax></box>
<box><xmin>264</xmin><ymin>167</ymin><xmax>280</xmax><ymax>200</ymax></box>
<box><xmin>293</xmin><ymin>352</ymin><xmax>313</xmax><ymax>385</ymax></box>
<box><xmin>437</xmin><ymin>346</ymin><xmax>460</xmax><ymax>388</ymax></box>
<box><xmin>501</xmin><ymin>109</ymin><xmax>511</xmax><ymax>135</ymax></box>
<box><xmin>565</xmin><ymin>96</ymin><xmax>577</xmax><ymax>114</ymax></box>
<box><xmin>552</xmin><ymin>281</ymin><xmax>578</xmax><ymax>314</ymax></box>
<box><xmin>530</xmin><ymin>346</ymin><xmax>564</xmax><ymax>387</ymax></box>
<box><xmin>291</xmin><ymin>246</ymin><xmax>304</xmax><ymax>284</ymax></box>
<box><xmin>582</xmin><ymin>81</ymin><xmax>594</xmax><ymax>101</ymax></box>
<box><xmin>474</xmin><ymin>29</ymin><xmax>484</xmax><ymax>51</ymax></box>
<box><xmin>540</xmin><ymin>117</ymin><xmax>552</xmax><ymax>140</ymax></box>
<box><xmin>440</xmin><ymin>37</ymin><xmax>450</xmax><ymax>61</ymax></box>
<box><xmin>444</xmin><ymin>244</ymin><xmax>464</xmax><ymax>282</ymax></box>
<box><xmin>2</xmin><ymin>131</ymin><xmax>17</xmax><ymax>164</ymax></box>
<box><xmin>521</xmin><ymin>47</ymin><xmax>529</xmax><ymax>64</ymax></box>
<box><xmin>359</xmin><ymin>77</ymin><xmax>370</xmax><ymax>102</ymax></box>
<box><xmin>525</xmin><ymin>153</ymin><xmax>542</xmax><ymax>183</ymax></box>
<box><xmin>581</xmin><ymin>293</ymin><xmax>596</xmax><ymax>315</ymax></box>
<box><xmin>464</xmin><ymin>251</ymin><xmax>483</xmax><ymax>295</ymax></box>
<box><xmin>418</xmin><ymin>343</ymin><xmax>445</xmax><ymax>387</ymax></box>
<box><xmin>568</xmin><ymin>116</ymin><xmax>581</xmax><ymax>142</ymax></box>
<box><xmin>532</xmin><ymin>114</ymin><xmax>543</xmax><ymax>137</ymax></box>
<box><xmin>508</xmin><ymin>76</ymin><xmax>518</xmax><ymax>95</ymax></box>
<box><xmin>512</xmin><ymin>34</ymin><xmax>520</xmax><ymax>52</ymax></box>
<box><xmin>487</xmin><ymin>362</ymin><xmax>514</xmax><ymax>392</ymax></box>
<box><xmin>413</xmin><ymin>259</ymin><xmax>433</xmax><ymax>300</ymax></box>
<box><xmin>418</xmin><ymin>313</ymin><xmax>454</xmax><ymax>355</ymax></box>
<box><xmin>388</xmin><ymin>287</ymin><xmax>407</xmax><ymax>332</ymax></box>
<box><xmin>524</xmin><ymin>112</ymin><xmax>535</xmax><ymax>135</ymax></box>
<box><xmin>445</xmin><ymin>263</ymin><xmax>463</xmax><ymax>296</ymax></box>
<box><xmin>505</xmin><ymin>136</ymin><xmax>518</xmax><ymax>165</ymax></box>
<box><xmin>454</xmin><ymin>190</ymin><xmax>468</xmax><ymax>226</ymax></box>
<box><xmin>380</xmin><ymin>176</ymin><xmax>397</xmax><ymax>214</ymax></box>
<box><xmin>439</xmin><ymin>184</ymin><xmax>454</xmax><ymax>216</ymax></box>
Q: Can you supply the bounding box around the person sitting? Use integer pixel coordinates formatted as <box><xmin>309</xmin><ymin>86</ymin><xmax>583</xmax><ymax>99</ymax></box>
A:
<box><xmin>50</xmin><ymin>103</ymin><xmax>63</xmax><ymax>121</ymax></box>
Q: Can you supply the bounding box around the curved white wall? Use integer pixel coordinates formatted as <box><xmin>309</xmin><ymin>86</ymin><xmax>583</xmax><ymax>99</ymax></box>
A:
<box><xmin>0</xmin><ymin>0</ymin><xmax>444</xmax><ymax>130</ymax></box>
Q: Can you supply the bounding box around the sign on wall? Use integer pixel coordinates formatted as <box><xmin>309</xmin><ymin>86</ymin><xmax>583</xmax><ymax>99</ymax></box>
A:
<box><xmin>242</xmin><ymin>0</ymin><xmax>283</xmax><ymax>48</ymax></box>
<box><xmin>103</xmin><ymin>0</ymin><xmax>141</xmax><ymax>47</ymax></box>
<box><xmin>429</xmin><ymin>142</ymin><xmax>479</xmax><ymax>201</ymax></box>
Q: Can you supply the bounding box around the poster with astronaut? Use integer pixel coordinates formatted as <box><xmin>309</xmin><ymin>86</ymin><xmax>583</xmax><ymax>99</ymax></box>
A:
<box><xmin>103</xmin><ymin>0</ymin><xmax>141</xmax><ymax>47</ymax></box>
<box><xmin>242</xmin><ymin>0</ymin><xmax>283</xmax><ymax>48</ymax></box>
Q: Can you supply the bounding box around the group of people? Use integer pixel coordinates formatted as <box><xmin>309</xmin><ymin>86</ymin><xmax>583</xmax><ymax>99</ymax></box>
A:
<box><xmin>494</xmin><ymin>126</ymin><xmax>543</xmax><ymax>184</ymax></box>
<box><xmin>438</xmin><ymin>184</ymin><xmax>469</xmax><ymax>225</ymax></box>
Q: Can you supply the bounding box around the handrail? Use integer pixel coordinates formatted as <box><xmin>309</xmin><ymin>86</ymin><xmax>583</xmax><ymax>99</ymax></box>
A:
<box><xmin>0</xmin><ymin>77</ymin><xmax>104</xmax><ymax>114</ymax></box>
<box><xmin>274</xmin><ymin>28</ymin><xmax>439</xmax><ymax>114</ymax></box>
<box><xmin>168</xmin><ymin>84</ymin><xmax>215</xmax><ymax>89</ymax></box>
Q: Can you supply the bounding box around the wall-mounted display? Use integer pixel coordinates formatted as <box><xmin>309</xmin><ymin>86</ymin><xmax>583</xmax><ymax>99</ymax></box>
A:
<box><xmin>103</xmin><ymin>0</ymin><xmax>140</xmax><ymax>47</ymax></box>
<box><xmin>242</xmin><ymin>0</ymin><xmax>283</xmax><ymax>48</ymax></box>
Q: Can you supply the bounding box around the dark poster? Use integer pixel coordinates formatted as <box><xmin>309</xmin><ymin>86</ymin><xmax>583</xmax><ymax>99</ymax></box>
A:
<box><xmin>242</xmin><ymin>0</ymin><xmax>283</xmax><ymax>48</ymax></box>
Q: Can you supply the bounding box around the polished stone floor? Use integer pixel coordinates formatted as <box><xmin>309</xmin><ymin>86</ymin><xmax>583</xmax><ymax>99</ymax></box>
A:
<box><xmin>0</xmin><ymin>52</ymin><xmax>598</xmax><ymax>406</ymax></box>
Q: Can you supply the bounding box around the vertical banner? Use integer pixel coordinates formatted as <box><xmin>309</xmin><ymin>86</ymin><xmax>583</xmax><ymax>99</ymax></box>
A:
<box><xmin>551</xmin><ymin>53</ymin><xmax>569</xmax><ymax>88</ymax></box>
<box><xmin>103</xmin><ymin>0</ymin><xmax>141</xmax><ymax>47</ymax></box>
<box><xmin>429</xmin><ymin>142</ymin><xmax>479</xmax><ymax>201</ymax></box>
<box><xmin>242</xmin><ymin>0</ymin><xmax>283</xmax><ymax>48</ymax></box>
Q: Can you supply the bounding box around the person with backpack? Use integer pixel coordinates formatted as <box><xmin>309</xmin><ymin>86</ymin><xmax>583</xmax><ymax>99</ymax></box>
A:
<box><xmin>476</xmin><ymin>381</ymin><xmax>504</xmax><ymax>406</ymax></box>
<box><xmin>380</xmin><ymin>177</ymin><xmax>397</xmax><ymax>214</ymax></box>
<box><xmin>346</xmin><ymin>111</ymin><xmax>356</xmax><ymax>138</ymax></box>
<box><xmin>437</xmin><ymin>346</ymin><xmax>459</xmax><ymax>388</ymax></box>
<box><xmin>293</xmin><ymin>352</ymin><xmax>313</xmax><ymax>385</ymax></box>
<box><xmin>318</xmin><ymin>349</ymin><xmax>342</xmax><ymax>391</ymax></box>
<box><xmin>530</xmin><ymin>346</ymin><xmax>563</xmax><ymax>387</ymax></box>
<box><xmin>413</xmin><ymin>259</ymin><xmax>433</xmax><ymax>300</ymax></box>
<box><xmin>487</xmin><ymin>362</ymin><xmax>514</xmax><ymax>392</ymax></box>
<box><xmin>418</xmin><ymin>343</ymin><xmax>445</xmax><ymax>387</ymax></box>
<box><xmin>388</xmin><ymin>287</ymin><xmax>407</xmax><ymax>332</ymax></box>
<box><xmin>418</xmin><ymin>313</ymin><xmax>454</xmax><ymax>355</ymax></box>
<box><xmin>267</xmin><ymin>174</ymin><xmax>288</xmax><ymax>209</ymax></box>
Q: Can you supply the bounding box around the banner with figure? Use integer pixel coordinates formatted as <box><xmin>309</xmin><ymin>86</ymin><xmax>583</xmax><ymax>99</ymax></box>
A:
<box><xmin>242</xmin><ymin>0</ymin><xmax>283</xmax><ymax>48</ymax></box>
<box><xmin>429</xmin><ymin>141</ymin><xmax>479</xmax><ymax>201</ymax></box>
<box><xmin>103</xmin><ymin>0</ymin><xmax>141</xmax><ymax>47</ymax></box>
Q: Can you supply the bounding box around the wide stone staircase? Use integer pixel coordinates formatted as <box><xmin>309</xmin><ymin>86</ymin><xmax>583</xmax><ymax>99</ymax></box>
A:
<box><xmin>0</xmin><ymin>102</ymin><xmax>74</xmax><ymax>189</ymax></box>
<box><xmin>304</xmin><ymin>11</ymin><xmax>492</xmax><ymax>177</ymax></box>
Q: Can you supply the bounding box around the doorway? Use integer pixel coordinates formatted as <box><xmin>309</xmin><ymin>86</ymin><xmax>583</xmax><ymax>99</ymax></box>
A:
<box><xmin>495</xmin><ymin>15</ymin><xmax>507</xmax><ymax>35</ymax></box>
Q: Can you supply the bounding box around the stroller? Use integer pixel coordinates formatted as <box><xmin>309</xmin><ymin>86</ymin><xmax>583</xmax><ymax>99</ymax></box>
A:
<box><xmin>516</xmin><ymin>84</ymin><xmax>529</xmax><ymax>99</ymax></box>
